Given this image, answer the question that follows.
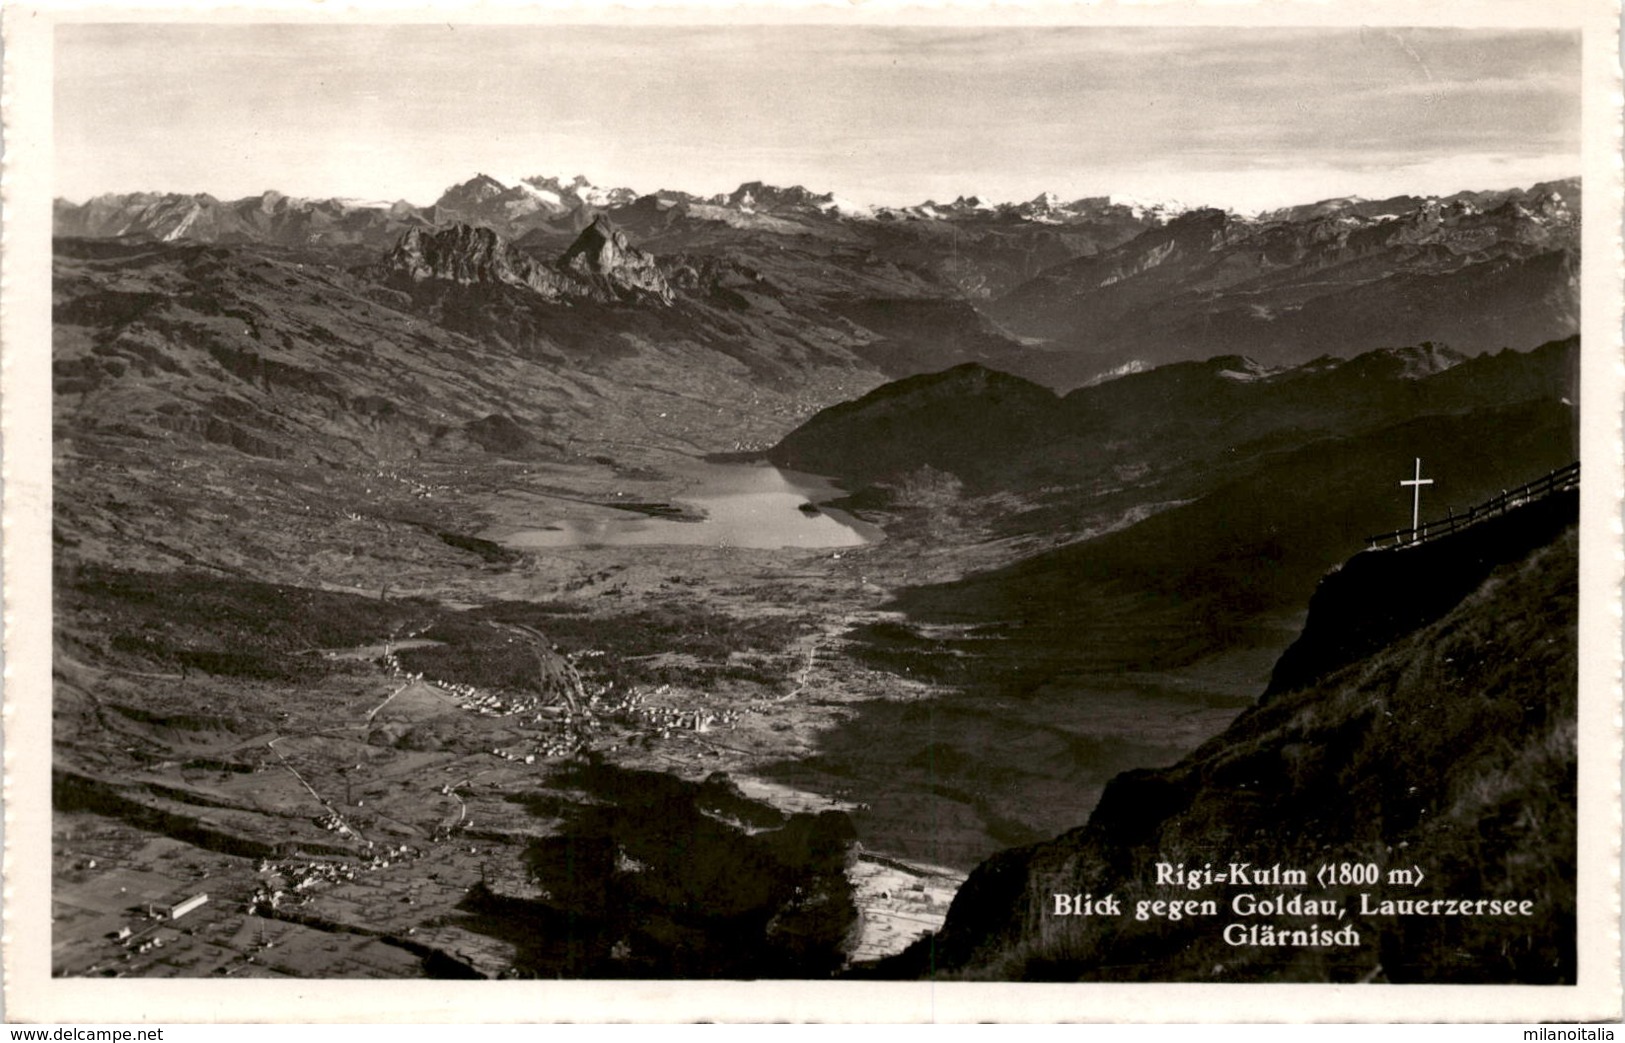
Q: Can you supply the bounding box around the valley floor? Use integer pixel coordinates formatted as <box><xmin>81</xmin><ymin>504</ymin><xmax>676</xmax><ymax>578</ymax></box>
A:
<box><xmin>50</xmin><ymin>436</ymin><xmax>1276</xmax><ymax>979</ymax></box>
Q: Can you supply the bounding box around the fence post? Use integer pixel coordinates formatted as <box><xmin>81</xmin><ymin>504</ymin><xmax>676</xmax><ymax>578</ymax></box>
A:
<box><xmin>1365</xmin><ymin>464</ymin><xmax>1578</xmax><ymax>551</ymax></box>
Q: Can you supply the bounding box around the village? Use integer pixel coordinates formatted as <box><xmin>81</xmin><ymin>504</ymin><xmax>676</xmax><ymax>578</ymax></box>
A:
<box><xmin>51</xmin><ymin>554</ymin><xmax>968</xmax><ymax>979</ymax></box>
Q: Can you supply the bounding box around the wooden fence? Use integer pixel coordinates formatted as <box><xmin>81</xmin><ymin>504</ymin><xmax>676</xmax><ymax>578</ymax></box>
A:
<box><xmin>1365</xmin><ymin>461</ymin><xmax>1580</xmax><ymax>550</ymax></box>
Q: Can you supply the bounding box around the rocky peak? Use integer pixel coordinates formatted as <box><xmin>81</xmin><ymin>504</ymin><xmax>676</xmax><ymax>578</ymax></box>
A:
<box><xmin>1412</xmin><ymin>198</ymin><xmax>1445</xmax><ymax>226</ymax></box>
<box><xmin>392</xmin><ymin>223</ymin><xmax>497</xmax><ymax>277</ymax></box>
<box><xmin>434</xmin><ymin>174</ymin><xmax>512</xmax><ymax>211</ymax></box>
<box><xmin>1158</xmin><ymin>206</ymin><xmax>1243</xmax><ymax>248</ymax></box>
<box><xmin>558</xmin><ymin>215</ymin><xmax>674</xmax><ymax>304</ymax></box>
<box><xmin>1211</xmin><ymin>355</ymin><xmax>1273</xmax><ymax>382</ymax></box>
<box><xmin>386</xmin><ymin>223</ymin><xmax>570</xmax><ymax>299</ymax></box>
<box><xmin>384</xmin><ymin>219</ymin><xmax>675</xmax><ymax>306</ymax></box>
<box><xmin>1338</xmin><ymin>341</ymin><xmax>1468</xmax><ymax>382</ymax></box>
<box><xmin>521</xmin><ymin>174</ymin><xmax>638</xmax><ymax>210</ymax></box>
<box><xmin>1532</xmin><ymin>191</ymin><xmax>1573</xmax><ymax>222</ymax></box>
<box><xmin>722</xmin><ymin>182</ymin><xmax>833</xmax><ymax>212</ymax></box>
<box><xmin>523</xmin><ymin>173</ymin><xmax>589</xmax><ymax>193</ymax></box>
<box><xmin>559</xmin><ymin>215</ymin><xmax>632</xmax><ymax>273</ymax></box>
<box><xmin>1008</xmin><ymin>192</ymin><xmax>1066</xmax><ymax>222</ymax></box>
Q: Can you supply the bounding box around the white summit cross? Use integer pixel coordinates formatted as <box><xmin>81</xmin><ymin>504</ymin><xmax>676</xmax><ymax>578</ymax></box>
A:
<box><xmin>1400</xmin><ymin>457</ymin><xmax>1434</xmax><ymax>543</ymax></box>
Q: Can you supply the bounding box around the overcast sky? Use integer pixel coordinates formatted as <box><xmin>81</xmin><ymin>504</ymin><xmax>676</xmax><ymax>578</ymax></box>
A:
<box><xmin>54</xmin><ymin>24</ymin><xmax>1581</xmax><ymax>212</ymax></box>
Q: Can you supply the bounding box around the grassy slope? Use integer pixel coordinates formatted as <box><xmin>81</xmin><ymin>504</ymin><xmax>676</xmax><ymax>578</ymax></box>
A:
<box><xmin>900</xmin><ymin>520</ymin><xmax>1576</xmax><ymax>983</ymax></box>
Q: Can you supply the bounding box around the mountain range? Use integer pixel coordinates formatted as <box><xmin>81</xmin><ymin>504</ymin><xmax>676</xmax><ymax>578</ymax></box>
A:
<box><xmin>768</xmin><ymin>336</ymin><xmax>1577</xmax><ymax>682</ymax></box>
<box><xmin>57</xmin><ymin>173</ymin><xmax>1578</xmax><ymax>389</ymax></box>
<box><xmin>54</xmin><ymin>172</ymin><xmax>1191</xmax><ymax>247</ymax></box>
<box><xmin>987</xmin><ymin>185</ymin><xmax>1578</xmax><ymax>381</ymax></box>
<box><xmin>743</xmin><ymin>332</ymin><xmax>1577</xmax><ymax>891</ymax></box>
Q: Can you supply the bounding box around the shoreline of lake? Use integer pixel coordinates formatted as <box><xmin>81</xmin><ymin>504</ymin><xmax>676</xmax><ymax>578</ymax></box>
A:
<box><xmin>483</xmin><ymin>459</ymin><xmax>882</xmax><ymax>550</ymax></box>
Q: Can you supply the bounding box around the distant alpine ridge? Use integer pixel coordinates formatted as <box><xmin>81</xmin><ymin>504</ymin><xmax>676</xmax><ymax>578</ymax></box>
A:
<box><xmin>62</xmin><ymin>170</ymin><xmax>1575</xmax><ymax>249</ymax></box>
<box><xmin>54</xmin><ymin>172</ymin><xmax>1214</xmax><ymax>245</ymax></box>
<box><xmin>53</xmin><ymin>172</ymin><xmax>1580</xmax><ymax>387</ymax></box>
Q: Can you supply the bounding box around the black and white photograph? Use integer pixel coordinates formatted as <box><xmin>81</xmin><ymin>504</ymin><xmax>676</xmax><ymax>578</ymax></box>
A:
<box><xmin>4</xmin><ymin>0</ymin><xmax>1620</xmax><ymax>1023</ymax></box>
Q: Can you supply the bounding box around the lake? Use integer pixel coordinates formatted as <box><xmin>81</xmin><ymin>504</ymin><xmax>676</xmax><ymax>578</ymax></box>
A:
<box><xmin>495</xmin><ymin>461</ymin><xmax>880</xmax><ymax>550</ymax></box>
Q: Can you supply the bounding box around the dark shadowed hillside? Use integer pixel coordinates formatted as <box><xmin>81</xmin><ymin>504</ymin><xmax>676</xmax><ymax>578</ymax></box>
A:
<box><xmin>1267</xmin><ymin>482</ymin><xmax>1579</xmax><ymax>695</ymax></box>
<box><xmin>764</xmin><ymin>338</ymin><xmax>1576</xmax><ymax>694</ymax></box>
<box><xmin>876</xmin><ymin>502</ymin><xmax>1577</xmax><ymax>982</ymax></box>
<box><xmin>767</xmin><ymin>364</ymin><xmax>1062</xmax><ymax>489</ymax></box>
<box><xmin>742</xmin><ymin>339</ymin><xmax>1578</xmax><ymax>876</ymax></box>
<box><xmin>880</xmin><ymin>400</ymin><xmax>1576</xmax><ymax>681</ymax></box>
<box><xmin>770</xmin><ymin>338</ymin><xmax>1576</xmax><ymax>500</ymax></box>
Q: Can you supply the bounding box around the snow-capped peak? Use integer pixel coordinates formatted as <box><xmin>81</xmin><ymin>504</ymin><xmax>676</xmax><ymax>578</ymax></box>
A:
<box><xmin>462</xmin><ymin>173</ymin><xmax>511</xmax><ymax>198</ymax></box>
<box><xmin>516</xmin><ymin>182</ymin><xmax>564</xmax><ymax>207</ymax></box>
<box><xmin>520</xmin><ymin>174</ymin><xmax>637</xmax><ymax>209</ymax></box>
<box><xmin>333</xmin><ymin>197</ymin><xmax>397</xmax><ymax>210</ymax></box>
<box><xmin>1108</xmin><ymin>193</ymin><xmax>1194</xmax><ymax>222</ymax></box>
<box><xmin>816</xmin><ymin>195</ymin><xmax>875</xmax><ymax>218</ymax></box>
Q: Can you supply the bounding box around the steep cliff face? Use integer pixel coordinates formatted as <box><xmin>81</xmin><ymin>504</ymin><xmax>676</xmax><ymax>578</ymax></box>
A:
<box><xmin>1266</xmin><ymin>483</ymin><xmax>1579</xmax><ymax>695</ymax></box>
<box><xmin>557</xmin><ymin>215</ymin><xmax>675</xmax><ymax>304</ymax></box>
<box><xmin>386</xmin><ymin>218</ymin><xmax>674</xmax><ymax>306</ymax></box>
<box><xmin>386</xmin><ymin>224</ymin><xmax>577</xmax><ymax>299</ymax></box>
<box><xmin>882</xmin><ymin>503</ymin><xmax>1577</xmax><ymax>984</ymax></box>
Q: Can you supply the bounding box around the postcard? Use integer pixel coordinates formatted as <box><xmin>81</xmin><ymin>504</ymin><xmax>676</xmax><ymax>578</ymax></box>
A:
<box><xmin>4</xmin><ymin>0</ymin><xmax>1620</xmax><ymax>1023</ymax></box>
